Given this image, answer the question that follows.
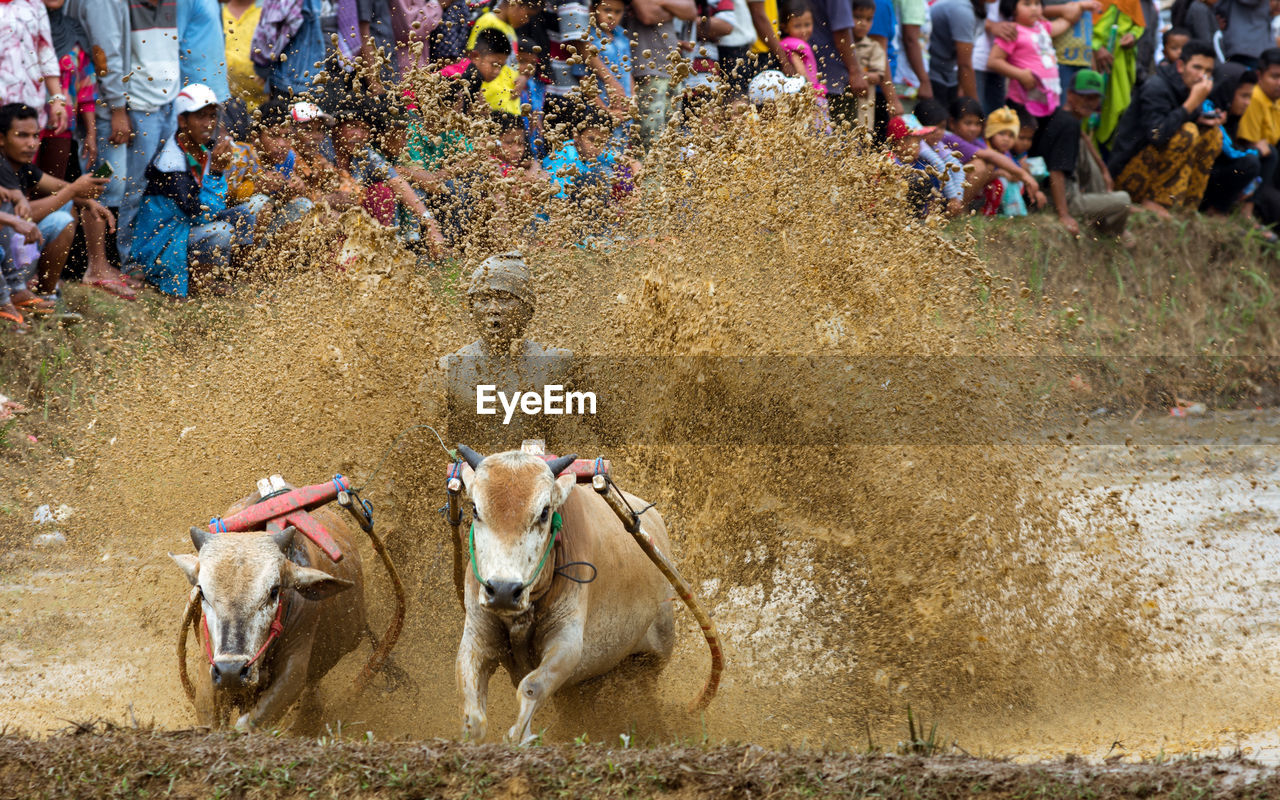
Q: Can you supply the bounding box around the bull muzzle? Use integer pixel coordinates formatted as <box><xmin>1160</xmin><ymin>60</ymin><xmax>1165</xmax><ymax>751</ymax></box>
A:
<box><xmin>211</xmin><ymin>658</ymin><xmax>256</xmax><ymax>690</ymax></box>
<box><xmin>481</xmin><ymin>580</ymin><xmax>526</xmax><ymax>612</ymax></box>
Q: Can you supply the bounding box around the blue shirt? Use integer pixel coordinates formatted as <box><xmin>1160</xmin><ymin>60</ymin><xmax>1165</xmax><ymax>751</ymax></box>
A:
<box><xmin>591</xmin><ymin>24</ymin><xmax>632</xmax><ymax>98</ymax></box>
<box><xmin>543</xmin><ymin>141</ymin><xmax>616</xmax><ymax>203</ymax></box>
<box><xmin>870</xmin><ymin>0</ymin><xmax>899</xmax><ymax>74</ymax></box>
<box><xmin>178</xmin><ymin>0</ymin><xmax>230</xmax><ymax>101</ymax></box>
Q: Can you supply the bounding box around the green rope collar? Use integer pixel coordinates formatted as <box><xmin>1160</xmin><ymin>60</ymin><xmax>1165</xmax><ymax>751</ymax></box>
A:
<box><xmin>469</xmin><ymin>511</ymin><xmax>562</xmax><ymax>592</ymax></box>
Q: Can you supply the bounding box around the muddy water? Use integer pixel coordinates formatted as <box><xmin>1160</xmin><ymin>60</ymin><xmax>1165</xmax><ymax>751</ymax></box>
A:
<box><xmin>0</xmin><ymin>102</ymin><xmax>1274</xmax><ymax>760</ymax></box>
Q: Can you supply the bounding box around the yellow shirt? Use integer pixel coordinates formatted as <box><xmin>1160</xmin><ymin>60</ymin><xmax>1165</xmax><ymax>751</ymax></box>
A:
<box><xmin>751</xmin><ymin>0</ymin><xmax>779</xmax><ymax>55</ymax></box>
<box><xmin>467</xmin><ymin>11</ymin><xmax>517</xmax><ymax>54</ymax></box>
<box><xmin>223</xmin><ymin>4</ymin><xmax>267</xmax><ymax>110</ymax></box>
<box><xmin>1238</xmin><ymin>84</ymin><xmax>1280</xmax><ymax>145</ymax></box>
<box><xmin>483</xmin><ymin>65</ymin><xmax>521</xmax><ymax>115</ymax></box>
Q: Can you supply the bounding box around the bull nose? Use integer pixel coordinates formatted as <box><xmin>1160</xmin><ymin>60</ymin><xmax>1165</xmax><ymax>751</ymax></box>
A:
<box><xmin>211</xmin><ymin>659</ymin><xmax>252</xmax><ymax>689</ymax></box>
<box><xmin>484</xmin><ymin>580</ymin><xmax>524</xmax><ymax>611</ymax></box>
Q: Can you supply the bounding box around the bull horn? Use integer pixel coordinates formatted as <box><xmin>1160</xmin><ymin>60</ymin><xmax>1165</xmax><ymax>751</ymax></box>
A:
<box><xmin>272</xmin><ymin>525</ymin><xmax>297</xmax><ymax>552</ymax></box>
<box><xmin>545</xmin><ymin>453</ymin><xmax>579</xmax><ymax>477</ymax></box>
<box><xmin>457</xmin><ymin>444</ymin><xmax>485</xmax><ymax>469</ymax></box>
<box><xmin>189</xmin><ymin>525</ymin><xmax>213</xmax><ymax>552</ymax></box>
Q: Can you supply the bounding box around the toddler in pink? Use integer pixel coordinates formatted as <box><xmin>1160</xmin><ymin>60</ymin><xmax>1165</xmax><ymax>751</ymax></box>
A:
<box><xmin>988</xmin><ymin>0</ymin><xmax>1096</xmax><ymax>118</ymax></box>
<box><xmin>778</xmin><ymin>0</ymin><xmax>825</xmax><ymax>96</ymax></box>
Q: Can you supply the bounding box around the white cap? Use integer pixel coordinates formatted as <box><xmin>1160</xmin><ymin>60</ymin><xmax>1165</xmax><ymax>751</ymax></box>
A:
<box><xmin>289</xmin><ymin>101</ymin><xmax>330</xmax><ymax>124</ymax></box>
<box><xmin>174</xmin><ymin>83</ymin><xmax>219</xmax><ymax>115</ymax></box>
<box><xmin>748</xmin><ymin>70</ymin><xmax>806</xmax><ymax>104</ymax></box>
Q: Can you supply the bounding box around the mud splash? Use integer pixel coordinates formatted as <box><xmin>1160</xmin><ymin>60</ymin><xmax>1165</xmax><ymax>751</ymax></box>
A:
<box><xmin>0</xmin><ymin>97</ymin><xmax>1253</xmax><ymax>757</ymax></box>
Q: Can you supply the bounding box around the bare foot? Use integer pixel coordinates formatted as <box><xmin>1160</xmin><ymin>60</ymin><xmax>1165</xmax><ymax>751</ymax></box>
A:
<box><xmin>1139</xmin><ymin>199</ymin><xmax>1172</xmax><ymax>219</ymax></box>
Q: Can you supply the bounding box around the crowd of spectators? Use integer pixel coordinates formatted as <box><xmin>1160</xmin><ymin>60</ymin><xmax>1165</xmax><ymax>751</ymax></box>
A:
<box><xmin>0</xmin><ymin>0</ymin><xmax>1279</xmax><ymax>333</ymax></box>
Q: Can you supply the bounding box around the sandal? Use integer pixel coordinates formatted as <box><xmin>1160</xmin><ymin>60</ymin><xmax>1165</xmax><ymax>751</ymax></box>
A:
<box><xmin>0</xmin><ymin>309</ymin><xmax>28</xmax><ymax>333</ymax></box>
<box><xmin>83</xmin><ymin>276</ymin><xmax>138</xmax><ymax>300</ymax></box>
<box><xmin>15</xmin><ymin>296</ymin><xmax>55</xmax><ymax>316</ymax></box>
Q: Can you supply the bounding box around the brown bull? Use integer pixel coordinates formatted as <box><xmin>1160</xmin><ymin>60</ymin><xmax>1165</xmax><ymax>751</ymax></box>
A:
<box><xmin>455</xmin><ymin>446</ymin><xmax>677</xmax><ymax>744</ymax></box>
<box><xmin>170</xmin><ymin>496</ymin><xmax>365</xmax><ymax>730</ymax></box>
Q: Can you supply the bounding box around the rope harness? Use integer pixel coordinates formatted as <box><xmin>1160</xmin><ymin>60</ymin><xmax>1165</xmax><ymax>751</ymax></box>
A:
<box><xmin>468</xmin><ymin>511</ymin><xmax>563</xmax><ymax>592</ymax></box>
<box><xmin>199</xmin><ymin>593</ymin><xmax>288</xmax><ymax>669</ymax></box>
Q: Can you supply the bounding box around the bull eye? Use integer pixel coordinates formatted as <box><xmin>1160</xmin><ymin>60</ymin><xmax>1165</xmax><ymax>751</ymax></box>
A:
<box><xmin>269</xmin><ymin>585</ymin><xmax>280</xmax><ymax>602</ymax></box>
<box><xmin>540</xmin><ymin>506</ymin><xmax>550</xmax><ymax>524</ymax></box>
<box><xmin>472</xmin><ymin>503</ymin><xmax>481</xmax><ymax>522</ymax></box>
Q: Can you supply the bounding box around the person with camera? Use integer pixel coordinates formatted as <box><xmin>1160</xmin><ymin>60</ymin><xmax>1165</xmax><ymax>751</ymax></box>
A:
<box><xmin>1106</xmin><ymin>39</ymin><xmax>1225</xmax><ymax>217</ymax></box>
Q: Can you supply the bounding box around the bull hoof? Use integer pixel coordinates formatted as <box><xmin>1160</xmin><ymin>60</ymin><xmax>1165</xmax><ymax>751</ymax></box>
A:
<box><xmin>462</xmin><ymin>715</ymin><xmax>486</xmax><ymax>742</ymax></box>
<box><xmin>506</xmin><ymin>726</ymin><xmax>537</xmax><ymax>746</ymax></box>
<box><xmin>234</xmin><ymin>714</ymin><xmax>252</xmax><ymax>733</ymax></box>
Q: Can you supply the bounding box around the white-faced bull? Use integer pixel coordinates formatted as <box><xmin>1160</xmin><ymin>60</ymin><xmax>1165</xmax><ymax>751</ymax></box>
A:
<box><xmin>453</xmin><ymin>445</ymin><xmax>722</xmax><ymax>744</ymax></box>
<box><xmin>170</xmin><ymin>494</ymin><xmax>367</xmax><ymax>730</ymax></box>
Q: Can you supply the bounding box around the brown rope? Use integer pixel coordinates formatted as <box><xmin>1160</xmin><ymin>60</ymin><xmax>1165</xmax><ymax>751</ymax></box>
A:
<box><xmin>177</xmin><ymin>587</ymin><xmax>200</xmax><ymax>705</ymax></box>
<box><xmin>594</xmin><ymin>477</ymin><xmax>724</xmax><ymax>711</ymax></box>
<box><xmin>352</xmin><ymin>522</ymin><xmax>407</xmax><ymax>695</ymax></box>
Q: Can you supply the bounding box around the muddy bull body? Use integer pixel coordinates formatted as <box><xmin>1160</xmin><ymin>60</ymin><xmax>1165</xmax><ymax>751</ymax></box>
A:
<box><xmin>170</xmin><ymin>491</ymin><xmax>367</xmax><ymax>730</ymax></box>
<box><xmin>454</xmin><ymin>446</ymin><xmax>679</xmax><ymax>744</ymax></box>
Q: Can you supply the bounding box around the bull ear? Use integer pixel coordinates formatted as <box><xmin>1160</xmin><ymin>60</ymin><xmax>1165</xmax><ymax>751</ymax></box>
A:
<box><xmin>272</xmin><ymin>525</ymin><xmax>296</xmax><ymax>553</ymax></box>
<box><xmin>460</xmin><ymin>461</ymin><xmax>475</xmax><ymax>493</ymax></box>
<box><xmin>169</xmin><ymin>552</ymin><xmax>200</xmax><ymax>586</ymax></box>
<box><xmin>551</xmin><ymin>473</ymin><xmax>576</xmax><ymax>509</ymax></box>
<box><xmin>287</xmin><ymin>564</ymin><xmax>354</xmax><ymax>600</ymax></box>
<box><xmin>457</xmin><ymin>444</ymin><xmax>485</xmax><ymax>469</ymax></box>
<box><xmin>190</xmin><ymin>525</ymin><xmax>213</xmax><ymax>552</ymax></box>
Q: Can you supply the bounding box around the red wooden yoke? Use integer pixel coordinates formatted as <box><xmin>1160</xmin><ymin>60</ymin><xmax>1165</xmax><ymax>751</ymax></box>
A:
<box><xmin>208</xmin><ymin>475</ymin><xmax>349</xmax><ymax>562</ymax></box>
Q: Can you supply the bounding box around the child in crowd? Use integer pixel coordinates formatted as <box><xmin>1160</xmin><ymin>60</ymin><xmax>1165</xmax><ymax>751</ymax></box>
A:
<box><xmin>517</xmin><ymin>39</ymin><xmax>549</xmax><ymax>158</ymax></box>
<box><xmin>330</xmin><ymin>100</ymin><xmax>444</xmax><ymax>247</ymax></box>
<box><xmin>986</xmin><ymin>0</ymin><xmax>1091</xmax><ymax>120</ymax></box>
<box><xmin>543</xmin><ymin>104</ymin><xmax>628</xmax><ymax>208</ymax></box>
<box><xmin>584</xmin><ymin>0</ymin><xmax>633</xmax><ymax>114</ymax></box>
<box><xmin>444</xmin><ymin>28</ymin><xmax>523</xmax><ymax>115</ymax></box>
<box><xmin>493</xmin><ymin>111</ymin><xmax>546</xmax><ymax>181</ymax></box>
<box><xmin>778</xmin><ymin>0</ymin><xmax>823</xmax><ymax>96</ymax></box>
<box><xmin>285</xmin><ymin>101</ymin><xmax>360</xmax><ymax>211</ymax></box>
<box><xmin>851</xmin><ymin>0</ymin><xmax>899</xmax><ymax>129</ymax></box>
<box><xmin>927</xmin><ymin>97</ymin><xmax>1044</xmax><ymax>209</ymax></box>
<box><xmin>984</xmin><ymin>107</ymin><xmax>1032</xmax><ymax>216</ymax></box>
<box><xmin>467</xmin><ymin>0</ymin><xmax>540</xmax><ymax>65</ymax></box>
<box><xmin>1007</xmin><ymin>107</ymin><xmax>1048</xmax><ymax>214</ymax></box>
<box><xmin>1162</xmin><ymin>27</ymin><xmax>1191</xmax><ymax>65</ymax></box>
<box><xmin>885</xmin><ymin>114</ymin><xmax>937</xmax><ymax>217</ymax></box>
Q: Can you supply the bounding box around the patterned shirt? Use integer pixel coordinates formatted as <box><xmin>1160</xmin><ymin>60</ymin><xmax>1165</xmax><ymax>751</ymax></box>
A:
<box><xmin>0</xmin><ymin>0</ymin><xmax>60</xmax><ymax>128</ymax></box>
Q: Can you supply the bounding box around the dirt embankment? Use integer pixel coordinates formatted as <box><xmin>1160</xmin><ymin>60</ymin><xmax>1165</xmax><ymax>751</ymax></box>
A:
<box><xmin>1</xmin><ymin>728</ymin><xmax>1275</xmax><ymax>800</ymax></box>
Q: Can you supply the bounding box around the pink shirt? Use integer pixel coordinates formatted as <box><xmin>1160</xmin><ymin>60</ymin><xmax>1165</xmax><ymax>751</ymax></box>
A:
<box><xmin>993</xmin><ymin>20</ymin><xmax>1061</xmax><ymax>117</ymax></box>
<box><xmin>780</xmin><ymin>36</ymin><xmax>825</xmax><ymax>96</ymax></box>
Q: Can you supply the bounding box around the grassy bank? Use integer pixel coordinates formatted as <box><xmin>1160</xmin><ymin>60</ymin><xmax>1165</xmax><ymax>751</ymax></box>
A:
<box><xmin>0</xmin><ymin>728</ymin><xmax>1272</xmax><ymax>800</ymax></box>
<box><xmin>966</xmin><ymin>212</ymin><xmax>1280</xmax><ymax>406</ymax></box>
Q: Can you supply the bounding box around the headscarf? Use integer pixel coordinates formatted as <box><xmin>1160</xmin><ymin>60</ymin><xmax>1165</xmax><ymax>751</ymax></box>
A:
<box><xmin>46</xmin><ymin>3</ymin><xmax>88</xmax><ymax>59</ymax></box>
<box><xmin>1097</xmin><ymin>0</ymin><xmax>1146</xmax><ymax>28</ymax></box>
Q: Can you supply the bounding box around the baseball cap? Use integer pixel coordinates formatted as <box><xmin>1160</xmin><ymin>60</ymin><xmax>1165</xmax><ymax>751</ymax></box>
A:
<box><xmin>289</xmin><ymin>101</ymin><xmax>333</xmax><ymax>125</ymax></box>
<box><xmin>887</xmin><ymin>114</ymin><xmax>935</xmax><ymax>141</ymax></box>
<box><xmin>748</xmin><ymin>70</ymin><xmax>806</xmax><ymax>104</ymax></box>
<box><xmin>1072</xmin><ymin>69</ymin><xmax>1105</xmax><ymax>96</ymax></box>
<box><xmin>984</xmin><ymin>106</ymin><xmax>1020</xmax><ymax>139</ymax></box>
<box><xmin>174</xmin><ymin>84</ymin><xmax>219</xmax><ymax>115</ymax></box>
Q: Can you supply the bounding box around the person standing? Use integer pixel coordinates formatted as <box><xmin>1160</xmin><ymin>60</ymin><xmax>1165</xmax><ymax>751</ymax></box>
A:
<box><xmin>928</xmin><ymin>0</ymin><xmax>984</xmax><ymax>108</ymax></box>
<box><xmin>627</xmin><ymin>0</ymin><xmax>697</xmax><ymax>148</ymax></box>
<box><xmin>118</xmin><ymin>0</ymin><xmax>180</xmax><ymax>266</ymax></box>
<box><xmin>222</xmin><ymin>0</ymin><xmax>267</xmax><ymax>137</ymax></box>
<box><xmin>809</xmin><ymin>0</ymin><xmax>869</xmax><ymax>126</ymax></box>
<box><xmin>0</xmin><ymin>0</ymin><xmax>68</xmax><ymax>134</ymax></box>
<box><xmin>179</xmin><ymin>0</ymin><xmax>230</xmax><ymax>103</ymax></box>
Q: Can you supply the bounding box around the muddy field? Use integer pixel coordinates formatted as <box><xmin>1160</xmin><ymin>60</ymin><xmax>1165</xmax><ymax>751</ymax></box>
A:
<box><xmin>3</xmin><ymin>98</ymin><xmax>1280</xmax><ymax>795</ymax></box>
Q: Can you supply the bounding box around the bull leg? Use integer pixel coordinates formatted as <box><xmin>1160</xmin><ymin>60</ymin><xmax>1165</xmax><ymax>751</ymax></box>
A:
<box><xmin>240</xmin><ymin>652</ymin><xmax>311</xmax><ymax>732</ymax></box>
<box><xmin>457</xmin><ymin>618</ymin><xmax>500</xmax><ymax>741</ymax></box>
<box><xmin>507</xmin><ymin>625</ymin><xmax>584</xmax><ymax>745</ymax></box>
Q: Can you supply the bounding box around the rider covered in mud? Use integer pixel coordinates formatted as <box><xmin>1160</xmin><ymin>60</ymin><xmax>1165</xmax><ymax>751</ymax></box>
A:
<box><xmin>437</xmin><ymin>251</ymin><xmax>580</xmax><ymax>445</ymax></box>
